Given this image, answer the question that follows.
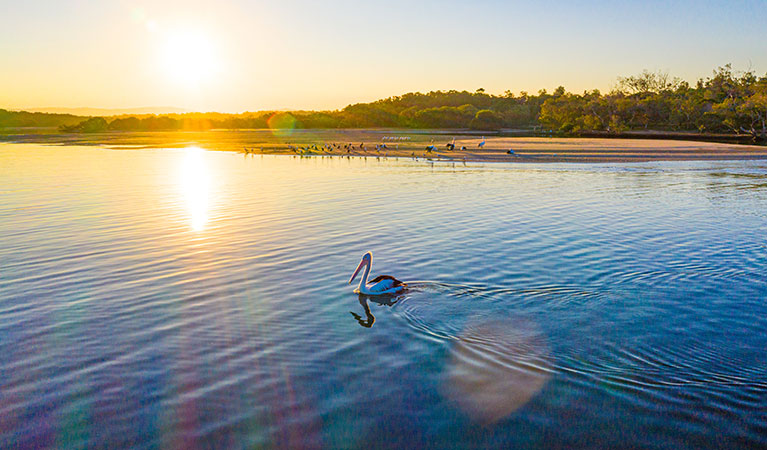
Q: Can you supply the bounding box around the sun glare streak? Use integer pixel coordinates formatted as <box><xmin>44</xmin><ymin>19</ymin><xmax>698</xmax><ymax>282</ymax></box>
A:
<box><xmin>179</xmin><ymin>148</ymin><xmax>210</xmax><ymax>231</ymax></box>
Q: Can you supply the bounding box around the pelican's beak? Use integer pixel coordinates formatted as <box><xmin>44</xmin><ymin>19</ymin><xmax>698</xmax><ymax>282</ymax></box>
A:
<box><xmin>349</xmin><ymin>258</ymin><xmax>365</xmax><ymax>284</ymax></box>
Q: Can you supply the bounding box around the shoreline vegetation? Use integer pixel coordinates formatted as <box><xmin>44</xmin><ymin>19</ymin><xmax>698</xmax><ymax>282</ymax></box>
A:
<box><xmin>2</xmin><ymin>64</ymin><xmax>766</xmax><ymax>162</ymax></box>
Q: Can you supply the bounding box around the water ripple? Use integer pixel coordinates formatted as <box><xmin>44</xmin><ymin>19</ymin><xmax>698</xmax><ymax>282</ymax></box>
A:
<box><xmin>1</xmin><ymin>145</ymin><xmax>767</xmax><ymax>448</ymax></box>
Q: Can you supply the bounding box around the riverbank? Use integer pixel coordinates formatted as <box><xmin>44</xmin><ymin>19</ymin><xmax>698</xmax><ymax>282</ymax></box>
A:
<box><xmin>2</xmin><ymin>129</ymin><xmax>767</xmax><ymax>163</ymax></box>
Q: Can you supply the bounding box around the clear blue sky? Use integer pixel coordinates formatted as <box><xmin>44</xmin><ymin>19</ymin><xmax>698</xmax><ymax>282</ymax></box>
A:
<box><xmin>1</xmin><ymin>0</ymin><xmax>765</xmax><ymax>112</ymax></box>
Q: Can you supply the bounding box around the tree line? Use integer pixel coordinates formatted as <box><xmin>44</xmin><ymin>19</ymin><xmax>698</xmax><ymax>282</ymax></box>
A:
<box><xmin>539</xmin><ymin>65</ymin><xmax>767</xmax><ymax>141</ymax></box>
<box><xmin>2</xmin><ymin>64</ymin><xmax>765</xmax><ymax>142</ymax></box>
<box><xmin>0</xmin><ymin>109</ymin><xmax>83</xmax><ymax>129</ymax></box>
<box><xmin>52</xmin><ymin>92</ymin><xmax>545</xmax><ymax>133</ymax></box>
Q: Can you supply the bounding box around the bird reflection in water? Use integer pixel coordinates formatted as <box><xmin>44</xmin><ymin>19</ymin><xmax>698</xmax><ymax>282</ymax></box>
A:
<box><xmin>350</xmin><ymin>294</ymin><xmax>401</xmax><ymax>328</ymax></box>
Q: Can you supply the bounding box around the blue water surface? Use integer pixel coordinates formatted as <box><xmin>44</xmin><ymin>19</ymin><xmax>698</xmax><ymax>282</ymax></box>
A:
<box><xmin>1</xmin><ymin>144</ymin><xmax>766</xmax><ymax>448</ymax></box>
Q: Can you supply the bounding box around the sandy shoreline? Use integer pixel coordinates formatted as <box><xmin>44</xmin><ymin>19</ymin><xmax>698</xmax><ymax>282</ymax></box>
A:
<box><xmin>3</xmin><ymin>130</ymin><xmax>767</xmax><ymax>163</ymax></box>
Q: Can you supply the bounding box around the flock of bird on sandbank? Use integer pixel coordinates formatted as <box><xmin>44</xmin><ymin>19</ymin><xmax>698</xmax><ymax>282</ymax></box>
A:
<box><xmin>240</xmin><ymin>136</ymin><xmax>520</xmax><ymax>162</ymax></box>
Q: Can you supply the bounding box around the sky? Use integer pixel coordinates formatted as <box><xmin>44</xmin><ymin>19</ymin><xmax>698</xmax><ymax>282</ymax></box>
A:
<box><xmin>1</xmin><ymin>0</ymin><xmax>766</xmax><ymax>113</ymax></box>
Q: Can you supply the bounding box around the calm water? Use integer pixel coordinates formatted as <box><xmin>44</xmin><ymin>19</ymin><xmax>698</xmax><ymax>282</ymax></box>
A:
<box><xmin>2</xmin><ymin>144</ymin><xmax>766</xmax><ymax>449</ymax></box>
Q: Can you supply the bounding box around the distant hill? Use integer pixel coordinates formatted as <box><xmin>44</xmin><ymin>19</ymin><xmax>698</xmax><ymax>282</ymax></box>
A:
<box><xmin>16</xmin><ymin>106</ymin><xmax>189</xmax><ymax>117</ymax></box>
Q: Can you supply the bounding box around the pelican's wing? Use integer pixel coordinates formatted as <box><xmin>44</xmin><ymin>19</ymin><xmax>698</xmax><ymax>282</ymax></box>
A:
<box><xmin>368</xmin><ymin>275</ymin><xmax>405</xmax><ymax>286</ymax></box>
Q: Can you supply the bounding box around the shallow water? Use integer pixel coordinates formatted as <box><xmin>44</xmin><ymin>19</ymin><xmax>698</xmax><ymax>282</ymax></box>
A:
<box><xmin>1</xmin><ymin>144</ymin><xmax>766</xmax><ymax>449</ymax></box>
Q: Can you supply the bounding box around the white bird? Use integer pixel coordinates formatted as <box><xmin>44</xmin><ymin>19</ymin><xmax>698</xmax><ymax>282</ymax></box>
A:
<box><xmin>478</xmin><ymin>136</ymin><xmax>486</xmax><ymax>148</ymax></box>
<box><xmin>348</xmin><ymin>251</ymin><xmax>406</xmax><ymax>295</ymax></box>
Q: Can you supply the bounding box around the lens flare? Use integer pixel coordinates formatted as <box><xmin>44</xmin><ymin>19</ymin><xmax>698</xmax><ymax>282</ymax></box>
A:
<box><xmin>267</xmin><ymin>112</ymin><xmax>298</xmax><ymax>137</ymax></box>
<box><xmin>443</xmin><ymin>319</ymin><xmax>551</xmax><ymax>424</ymax></box>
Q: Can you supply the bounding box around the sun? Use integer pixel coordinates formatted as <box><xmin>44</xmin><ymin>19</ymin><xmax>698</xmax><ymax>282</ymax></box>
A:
<box><xmin>160</xmin><ymin>30</ymin><xmax>219</xmax><ymax>87</ymax></box>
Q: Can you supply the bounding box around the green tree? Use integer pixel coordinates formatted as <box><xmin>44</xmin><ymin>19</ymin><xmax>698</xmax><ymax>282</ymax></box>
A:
<box><xmin>736</xmin><ymin>78</ymin><xmax>767</xmax><ymax>139</ymax></box>
<box><xmin>617</xmin><ymin>69</ymin><xmax>681</xmax><ymax>94</ymax></box>
<box><xmin>60</xmin><ymin>117</ymin><xmax>108</xmax><ymax>133</ymax></box>
<box><xmin>470</xmin><ymin>109</ymin><xmax>504</xmax><ymax>130</ymax></box>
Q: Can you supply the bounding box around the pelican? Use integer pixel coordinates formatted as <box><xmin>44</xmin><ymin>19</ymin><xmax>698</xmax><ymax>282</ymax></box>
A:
<box><xmin>348</xmin><ymin>252</ymin><xmax>405</xmax><ymax>295</ymax></box>
<box><xmin>478</xmin><ymin>137</ymin><xmax>486</xmax><ymax>148</ymax></box>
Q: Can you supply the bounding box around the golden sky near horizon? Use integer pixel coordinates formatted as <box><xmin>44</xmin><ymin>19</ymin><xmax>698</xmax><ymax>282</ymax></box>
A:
<box><xmin>1</xmin><ymin>0</ymin><xmax>765</xmax><ymax>113</ymax></box>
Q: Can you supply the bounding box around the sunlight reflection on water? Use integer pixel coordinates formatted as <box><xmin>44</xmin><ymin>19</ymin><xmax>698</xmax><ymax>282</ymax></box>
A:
<box><xmin>179</xmin><ymin>147</ymin><xmax>210</xmax><ymax>231</ymax></box>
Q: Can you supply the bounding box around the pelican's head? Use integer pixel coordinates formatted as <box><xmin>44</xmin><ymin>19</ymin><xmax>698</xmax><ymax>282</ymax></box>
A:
<box><xmin>349</xmin><ymin>252</ymin><xmax>372</xmax><ymax>284</ymax></box>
